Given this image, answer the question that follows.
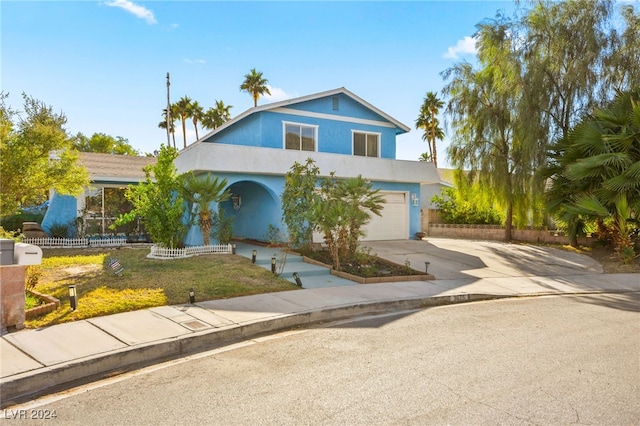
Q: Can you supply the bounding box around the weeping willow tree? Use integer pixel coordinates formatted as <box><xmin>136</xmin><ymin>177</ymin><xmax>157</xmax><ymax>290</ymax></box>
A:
<box><xmin>443</xmin><ymin>14</ymin><xmax>541</xmax><ymax>240</ymax></box>
<box><xmin>442</xmin><ymin>0</ymin><xmax>638</xmax><ymax>241</ymax></box>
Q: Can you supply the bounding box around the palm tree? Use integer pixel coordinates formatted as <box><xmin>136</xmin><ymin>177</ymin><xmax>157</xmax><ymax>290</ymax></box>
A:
<box><xmin>415</xmin><ymin>92</ymin><xmax>445</xmax><ymax>167</ymax></box>
<box><xmin>545</xmin><ymin>89</ymin><xmax>640</xmax><ymax>259</ymax></box>
<box><xmin>202</xmin><ymin>100</ymin><xmax>233</xmax><ymax>130</ymax></box>
<box><xmin>158</xmin><ymin>106</ymin><xmax>177</xmax><ymax>149</ymax></box>
<box><xmin>173</xmin><ymin>96</ymin><xmax>192</xmax><ymax>149</ymax></box>
<box><xmin>333</xmin><ymin>175</ymin><xmax>385</xmax><ymax>258</ymax></box>
<box><xmin>180</xmin><ymin>172</ymin><xmax>230</xmax><ymax>246</ymax></box>
<box><xmin>240</xmin><ymin>68</ymin><xmax>271</xmax><ymax>107</ymax></box>
<box><xmin>213</xmin><ymin>100</ymin><xmax>232</xmax><ymax>125</ymax></box>
<box><xmin>310</xmin><ymin>174</ymin><xmax>385</xmax><ymax>268</ymax></box>
<box><xmin>188</xmin><ymin>101</ymin><xmax>204</xmax><ymax>141</ymax></box>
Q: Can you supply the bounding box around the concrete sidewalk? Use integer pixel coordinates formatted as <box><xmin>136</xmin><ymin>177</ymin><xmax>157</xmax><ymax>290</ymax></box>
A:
<box><xmin>1</xmin><ymin>240</ymin><xmax>638</xmax><ymax>407</ymax></box>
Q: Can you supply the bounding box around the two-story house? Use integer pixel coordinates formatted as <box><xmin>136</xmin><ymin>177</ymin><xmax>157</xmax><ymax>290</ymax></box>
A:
<box><xmin>175</xmin><ymin>87</ymin><xmax>440</xmax><ymax>245</ymax></box>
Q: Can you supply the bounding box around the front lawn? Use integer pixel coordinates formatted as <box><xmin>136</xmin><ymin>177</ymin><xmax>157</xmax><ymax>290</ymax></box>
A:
<box><xmin>26</xmin><ymin>247</ymin><xmax>298</xmax><ymax>328</ymax></box>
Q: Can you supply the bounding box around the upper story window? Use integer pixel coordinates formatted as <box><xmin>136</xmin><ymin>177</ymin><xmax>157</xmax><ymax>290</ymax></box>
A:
<box><xmin>353</xmin><ymin>131</ymin><xmax>380</xmax><ymax>157</ymax></box>
<box><xmin>284</xmin><ymin>122</ymin><xmax>317</xmax><ymax>151</ymax></box>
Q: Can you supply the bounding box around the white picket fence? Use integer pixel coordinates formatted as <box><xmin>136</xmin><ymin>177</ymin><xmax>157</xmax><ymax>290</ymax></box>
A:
<box><xmin>148</xmin><ymin>244</ymin><xmax>233</xmax><ymax>259</ymax></box>
<box><xmin>22</xmin><ymin>237</ymin><xmax>127</xmax><ymax>248</ymax></box>
<box><xmin>88</xmin><ymin>237</ymin><xmax>127</xmax><ymax>247</ymax></box>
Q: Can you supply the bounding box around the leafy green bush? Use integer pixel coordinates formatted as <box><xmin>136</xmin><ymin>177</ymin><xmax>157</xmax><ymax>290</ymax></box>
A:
<box><xmin>0</xmin><ymin>212</ymin><xmax>44</xmax><ymax>232</ymax></box>
<box><xmin>430</xmin><ymin>187</ymin><xmax>503</xmax><ymax>225</ymax></box>
<box><xmin>212</xmin><ymin>208</ymin><xmax>233</xmax><ymax>245</ymax></box>
<box><xmin>26</xmin><ymin>266</ymin><xmax>42</xmax><ymax>290</ymax></box>
<box><xmin>48</xmin><ymin>222</ymin><xmax>71</xmax><ymax>238</ymax></box>
<box><xmin>0</xmin><ymin>226</ymin><xmax>21</xmax><ymax>240</ymax></box>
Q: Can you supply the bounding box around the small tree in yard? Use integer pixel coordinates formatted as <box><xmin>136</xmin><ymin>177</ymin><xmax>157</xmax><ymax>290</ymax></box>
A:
<box><xmin>311</xmin><ymin>196</ymin><xmax>349</xmax><ymax>270</ymax></box>
<box><xmin>282</xmin><ymin>158</ymin><xmax>386</xmax><ymax>269</ymax></box>
<box><xmin>332</xmin><ymin>175</ymin><xmax>385</xmax><ymax>257</ymax></box>
<box><xmin>310</xmin><ymin>173</ymin><xmax>385</xmax><ymax>270</ymax></box>
<box><xmin>116</xmin><ymin>145</ymin><xmax>187</xmax><ymax>248</ymax></box>
<box><xmin>281</xmin><ymin>158</ymin><xmax>320</xmax><ymax>250</ymax></box>
<box><xmin>180</xmin><ymin>172</ymin><xmax>230</xmax><ymax>246</ymax></box>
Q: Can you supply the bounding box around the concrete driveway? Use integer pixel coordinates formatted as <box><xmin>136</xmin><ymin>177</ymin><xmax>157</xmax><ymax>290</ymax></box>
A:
<box><xmin>364</xmin><ymin>238</ymin><xmax>603</xmax><ymax>280</ymax></box>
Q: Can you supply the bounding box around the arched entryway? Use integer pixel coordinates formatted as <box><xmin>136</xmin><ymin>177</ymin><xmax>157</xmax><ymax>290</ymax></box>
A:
<box><xmin>221</xmin><ymin>180</ymin><xmax>283</xmax><ymax>242</ymax></box>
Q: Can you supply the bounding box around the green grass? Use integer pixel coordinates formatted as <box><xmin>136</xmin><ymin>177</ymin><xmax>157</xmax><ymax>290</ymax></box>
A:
<box><xmin>25</xmin><ymin>293</ymin><xmax>43</xmax><ymax>310</ymax></box>
<box><xmin>26</xmin><ymin>247</ymin><xmax>298</xmax><ymax>328</ymax></box>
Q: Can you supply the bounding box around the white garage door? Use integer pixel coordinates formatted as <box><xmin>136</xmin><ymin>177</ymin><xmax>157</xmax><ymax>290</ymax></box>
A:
<box><xmin>361</xmin><ymin>192</ymin><xmax>408</xmax><ymax>241</ymax></box>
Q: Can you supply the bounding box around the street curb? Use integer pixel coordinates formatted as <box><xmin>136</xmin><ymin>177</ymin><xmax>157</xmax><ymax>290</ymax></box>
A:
<box><xmin>0</xmin><ymin>291</ymin><xmax>589</xmax><ymax>406</ymax></box>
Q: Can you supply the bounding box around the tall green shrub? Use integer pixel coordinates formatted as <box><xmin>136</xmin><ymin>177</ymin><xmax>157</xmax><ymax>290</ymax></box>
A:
<box><xmin>281</xmin><ymin>158</ymin><xmax>320</xmax><ymax>249</ymax></box>
<box><xmin>116</xmin><ymin>145</ymin><xmax>187</xmax><ymax>248</ymax></box>
<box><xmin>430</xmin><ymin>187</ymin><xmax>503</xmax><ymax>225</ymax></box>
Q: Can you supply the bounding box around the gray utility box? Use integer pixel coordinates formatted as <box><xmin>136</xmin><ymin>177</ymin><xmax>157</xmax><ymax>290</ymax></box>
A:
<box><xmin>0</xmin><ymin>239</ymin><xmax>15</xmax><ymax>265</ymax></box>
<box><xmin>14</xmin><ymin>243</ymin><xmax>43</xmax><ymax>266</ymax></box>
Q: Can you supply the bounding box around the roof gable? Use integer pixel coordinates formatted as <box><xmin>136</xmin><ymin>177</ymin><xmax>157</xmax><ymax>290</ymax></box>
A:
<box><xmin>198</xmin><ymin>87</ymin><xmax>409</xmax><ymax>144</ymax></box>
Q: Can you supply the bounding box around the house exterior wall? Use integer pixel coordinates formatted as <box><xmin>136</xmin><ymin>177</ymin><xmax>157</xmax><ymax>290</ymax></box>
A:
<box><xmin>205</xmin><ymin>95</ymin><xmax>398</xmax><ymax>159</ymax></box>
<box><xmin>41</xmin><ymin>193</ymin><xmax>78</xmax><ymax>236</ymax></box>
<box><xmin>176</xmin><ymin>143</ymin><xmax>439</xmax><ymax>185</ymax></box>
<box><xmin>176</xmin><ymin>143</ymin><xmax>434</xmax><ymax>246</ymax></box>
<box><xmin>421</xmin><ymin>183</ymin><xmax>447</xmax><ymax>209</ymax></box>
<box><xmin>286</xmin><ymin>94</ymin><xmax>387</xmax><ymax>122</ymax></box>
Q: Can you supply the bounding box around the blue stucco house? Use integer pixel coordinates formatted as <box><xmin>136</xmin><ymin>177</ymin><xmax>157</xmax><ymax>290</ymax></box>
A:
<box><xmin>41</xmin><ymin>152</ymin><xmax>156</xmax><ymax>239</ymax></box>
<box><xmin>175</xmin><ymin>87</ymin><xmax>440</xmax><ymax>245</ymax></box>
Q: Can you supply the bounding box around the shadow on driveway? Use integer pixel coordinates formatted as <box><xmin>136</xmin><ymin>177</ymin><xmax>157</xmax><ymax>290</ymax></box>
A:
<box><xmin>365</xmin><ymin>238</ymin><xmax>603</xmax><ymax>281</ymax></box>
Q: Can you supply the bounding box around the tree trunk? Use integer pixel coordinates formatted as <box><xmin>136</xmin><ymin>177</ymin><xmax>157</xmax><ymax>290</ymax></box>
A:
<box><xmin>181</xmin><ymin>118</ymin><xmax>187</xmax><ymax>149</ymax></box>
<box><xmin>505</xmin><ymin>201</ymin><xmax>513</xmax><ymax>242</ymax></box>
<box><xmin>200</xmin><ymin>214</ymin><xmax>212</xmax><ymax>246</ymax></box>
<box><xmin>430</xmin><ymin>123</ymin><xmax>438</xmax><ymax>168</ymax></box>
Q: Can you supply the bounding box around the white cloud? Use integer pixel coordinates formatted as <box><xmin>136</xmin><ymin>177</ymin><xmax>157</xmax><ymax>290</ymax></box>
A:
<box><xmin>443</xmin><ymin>36</ymin><xmax>477</xmax><ymax>59</ymax></box>
<box><xmin>184</xmin><ymin>58</ymin><xmax>206</xmax><ymax>64</ymax></box>
<box><xmin>105</xmin><ymin>0</ymin><xmax>157</xmax><ymax>25</ymax></box>
<box><xmin>263</xmin><ymin>86</ymin><xmax>298</xmax><ymax>102</ymax></box>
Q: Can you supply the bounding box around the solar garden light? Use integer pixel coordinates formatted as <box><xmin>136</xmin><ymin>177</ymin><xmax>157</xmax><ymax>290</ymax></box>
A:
<box><xmin>271</xmin><ymin>256</ymin><xmax>276</xmax><ymax>274</ymax></box>
<box><xmin>69</xmin><ymin>285</ymin><xmax>78</xmax><ymax>311</ymax></box>
<box><xmin>251</xmin><ymin>250</ymin><xmax>257</xmax><ymax>264</ymax></box>
<box><xmin>425</xmin><ymin>262</ymin><xmax>431</xmax><ymax>274</ymax></box>
<box><xmin>293</xmin><ymin>272</ymin><xmax>303</xmax><ymax>287</ymax></box>
<box><xmin>189</xmin><ymin>288</ymin><xmax>196</xmax><ymax>304</ymax></box>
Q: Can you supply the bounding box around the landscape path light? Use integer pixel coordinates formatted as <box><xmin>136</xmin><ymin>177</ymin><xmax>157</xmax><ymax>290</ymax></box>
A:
<box><xmin>293</xmin><ymin>272</ymin><xmax>303</xmax><ymax>287</ymax></box>
<box><xmin>69</xmin><ymin>285</ymin><xmax>78</xmax><ymax>311</ymax></box>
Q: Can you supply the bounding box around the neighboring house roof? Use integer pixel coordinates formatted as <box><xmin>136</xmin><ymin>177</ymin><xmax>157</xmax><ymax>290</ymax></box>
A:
<box><xmin>437</xmin><ymin>168</ymin><xmax>456</xmax><ymax>186</ymax></box>
<box><xmin>196</xmin><ymin>87</ymin><xmax>411</xmax><ymax>145</ymax></box>
<box><xmin>79</xmin><ymin>152</ymin><xmax>156</xmax><ymax>183</ymax></box>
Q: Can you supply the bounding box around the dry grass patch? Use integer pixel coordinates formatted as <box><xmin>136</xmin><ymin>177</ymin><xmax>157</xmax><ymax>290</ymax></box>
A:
<box><xmin>560</xmin><ymin>244</ymin><xmax>640</xmax><ymax>274</ymax></box>
<box><xmin>26</xmin><ymin>247</ymin><xmax>297</xmax><ymax>328</ymax></box>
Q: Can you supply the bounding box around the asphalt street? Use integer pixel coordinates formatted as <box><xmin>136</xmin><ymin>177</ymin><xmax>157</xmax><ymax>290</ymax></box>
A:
<box><xmin>8</xmin><ymin>293</ymin><xmax>639</xmax><ymax>425</ymax></box>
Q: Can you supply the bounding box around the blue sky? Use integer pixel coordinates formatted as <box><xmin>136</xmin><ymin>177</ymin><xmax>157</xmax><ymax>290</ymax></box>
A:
<box><xmin>2</xmin><ymin>1</ymin><xmax>516</xmax><ymax>166</ymax></box>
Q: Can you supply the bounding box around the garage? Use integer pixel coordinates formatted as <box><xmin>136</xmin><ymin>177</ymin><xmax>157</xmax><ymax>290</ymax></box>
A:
<box><xmin>361</xmin><ymin>191</ymin><xmax>409</xmax><ymax>241</ymax></box>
